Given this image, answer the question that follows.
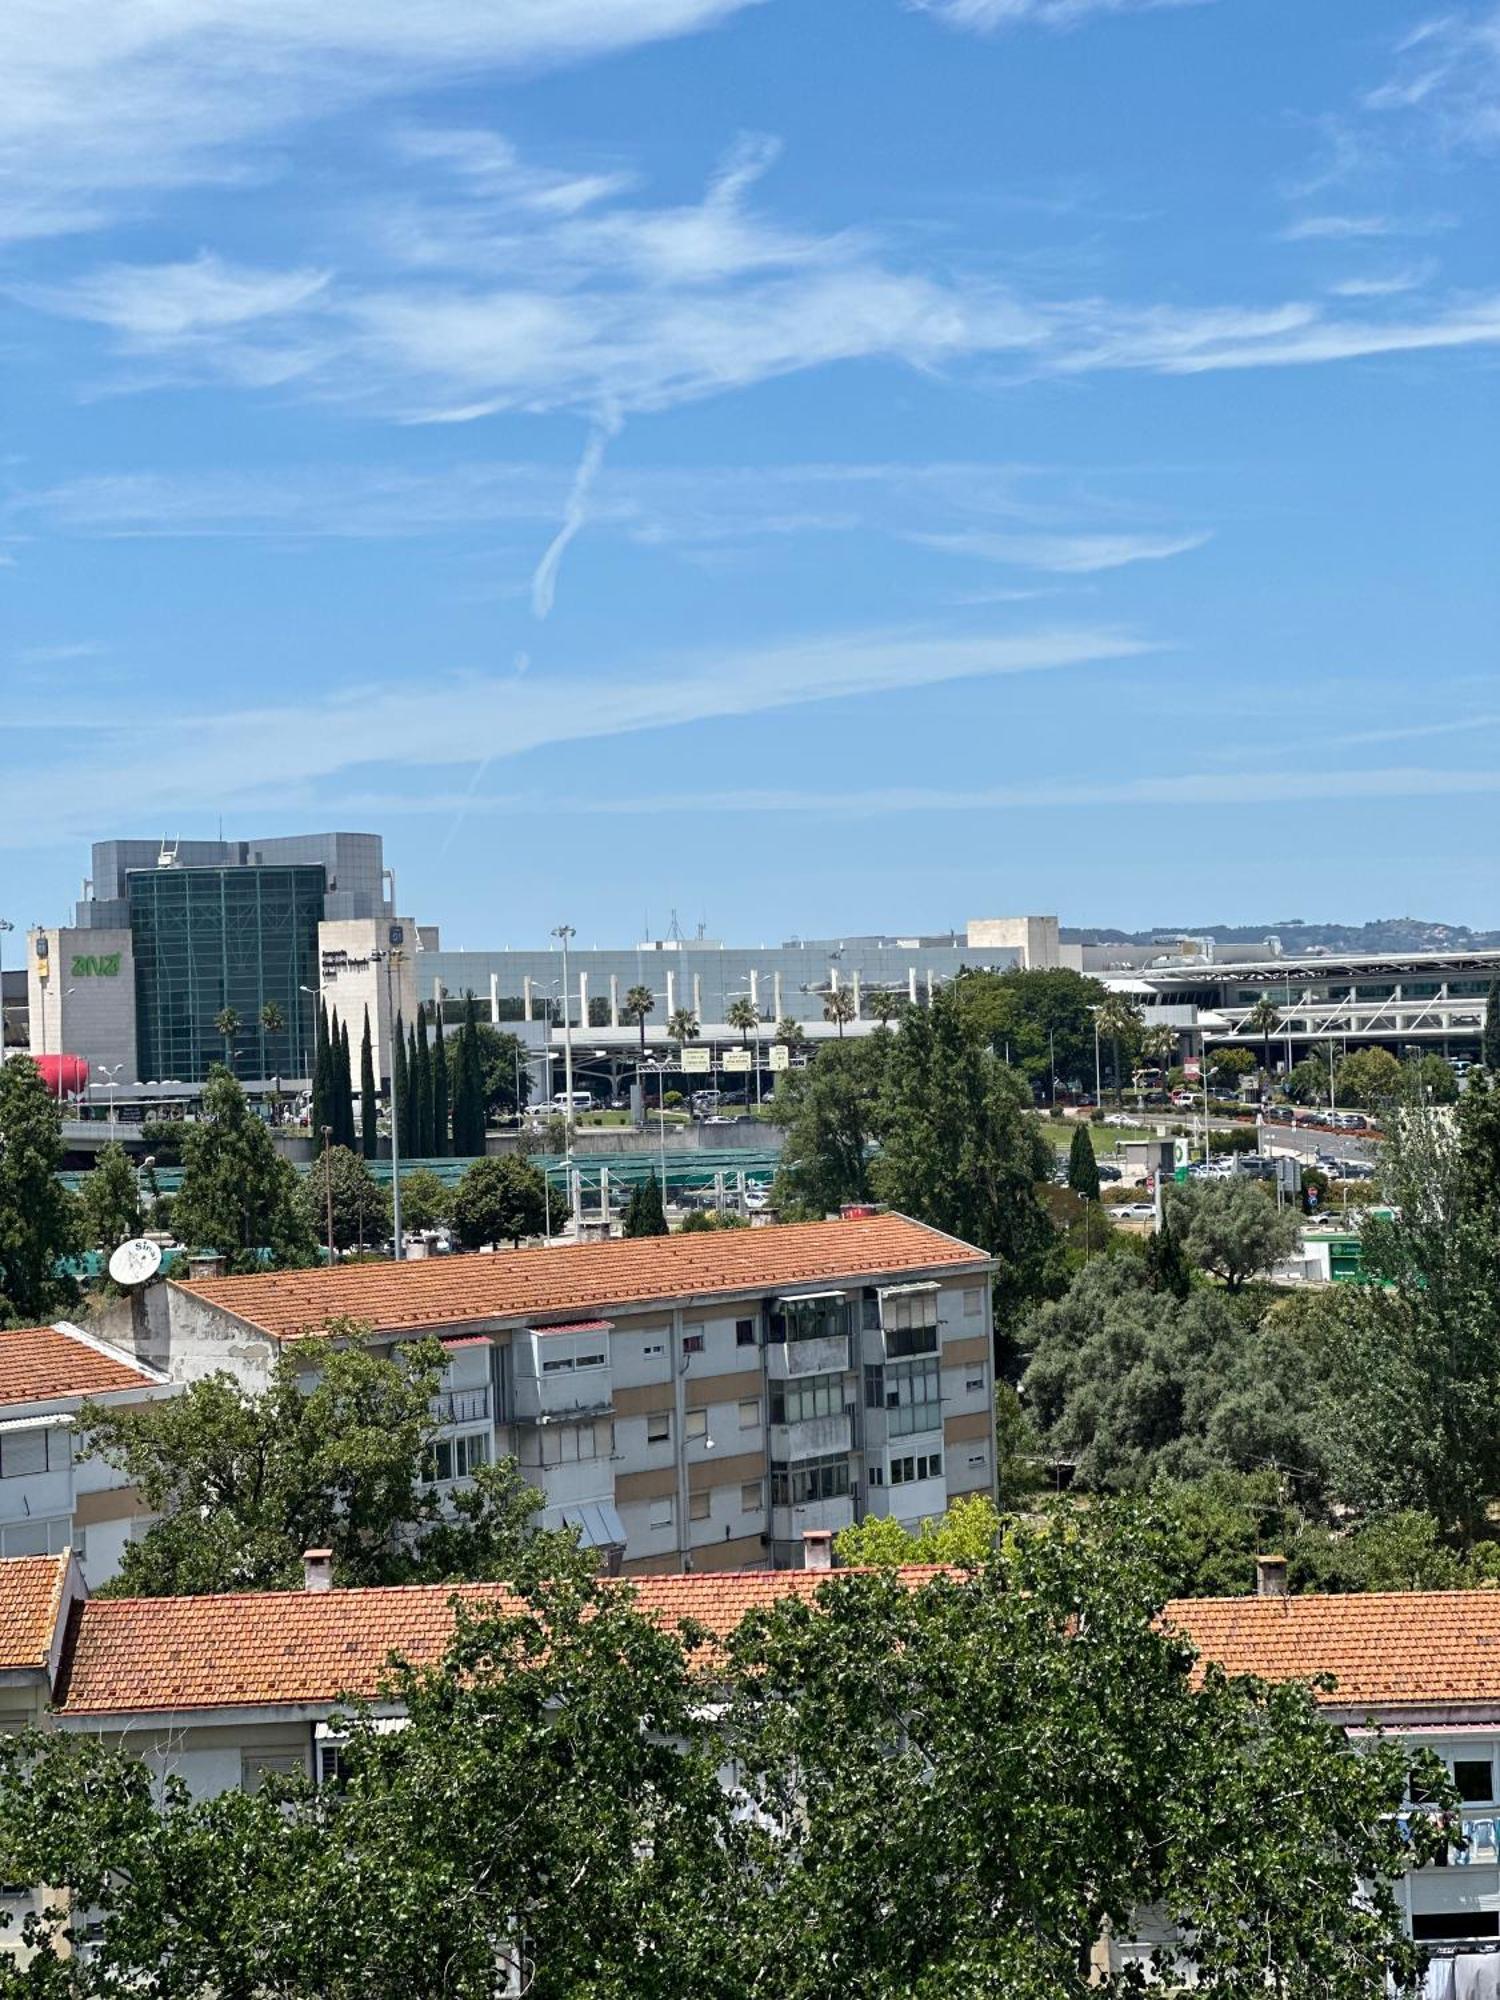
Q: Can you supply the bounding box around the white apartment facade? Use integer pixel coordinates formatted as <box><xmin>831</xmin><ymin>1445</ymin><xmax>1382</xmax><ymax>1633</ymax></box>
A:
<box><xmin>137</xmin><ymin>1213</ymin><xmax>998</xmax><ymax>1573</ymax></box>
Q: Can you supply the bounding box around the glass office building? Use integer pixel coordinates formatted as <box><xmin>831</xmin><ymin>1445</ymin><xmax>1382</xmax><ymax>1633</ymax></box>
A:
<box><xmin>129</xmin><ymin>865</ymin><xmax>325</xmax><ymax>1084</ymax></box>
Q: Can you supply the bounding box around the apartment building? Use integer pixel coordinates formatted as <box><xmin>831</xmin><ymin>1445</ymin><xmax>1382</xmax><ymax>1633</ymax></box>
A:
<box><xmin>0</xmin><ymin>1325</ymin><xmax>174</xmax><ymax>1587</ymax></box>
<box><xmin>146</xmin><ymin>1213</ymin><xmax>999</xmax><ymax>1572</ymax></box>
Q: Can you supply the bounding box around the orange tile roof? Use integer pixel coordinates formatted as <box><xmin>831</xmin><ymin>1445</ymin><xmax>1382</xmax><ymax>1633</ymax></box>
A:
<box><xmin>0</xmin><ymin>1325</ymin><xmax>159</xmax><ymax>1408</ymax></box>
<box><xmin>1168</xmin><ymin>1591</ymin><xmax>1500</xmax><ymax>1713</ymax></box>
<box><xmin>54</xmin><ymin>1567</ymin><xmax>945</xmax><ymax>1716</ymax></box>
<box><xmin>173</xmin><ymin>1214</ymin><xmax>989</xmax><ymax>1342</ymax></box>
<box><xmin>0</xmin><ymin>1554</ymin><xmax>70</xmax><ymax>1672</ymax></box>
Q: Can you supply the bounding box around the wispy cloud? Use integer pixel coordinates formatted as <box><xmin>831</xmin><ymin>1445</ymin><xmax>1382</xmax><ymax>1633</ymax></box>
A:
<box><xmin>1328</xmin><ymin>265</ymin><xmax>1435</xmax><ymax>300</ymax></box>
<box><xmin>910</xmin><ymin>0</ymin><xmax>1210</xmax><ymax>30</ymax></box>
<box><xmin>0</xmin><ymin>0</ymin><xmax>761</xmax><ymax>243</ymax></box>
<box><xmin>1280</xmin><ymin>214</ymin><xmax>1396</xmax><ymax>243</ymax></box>
<box><xmin>531</xmin><ymin>411</ymin><xmax>621</xmax><ymax>619</ymax></box>
<box><xmin>20</xmin><ymin>252</ymin><xmax>330</xmax><ymax>341</ymax></box>
<box><xmin>0</xmin><ymin>622</ymin><xmax>1148</xmax><ymax>845</ymax></box>
<box><xmin>1364</xmin><ymin>9</ymin><xmax>1500</xmax><ymax>152</ymax></box>
<box><xmin>909</xmin><ymin>528</ymin><xmax>1209</xmax><ymax>573</ymax></box>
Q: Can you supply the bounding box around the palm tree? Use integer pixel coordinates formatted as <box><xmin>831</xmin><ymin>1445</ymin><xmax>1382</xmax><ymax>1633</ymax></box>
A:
<box><xmin>668</xmin><ymin>1007</ymin><xmax>700</xmax><ymax>1047</ymax></box>
<box><xmin>726</xmin><ymin>996</ymin><xmax>761</xmax><ymax>1048</ymax></box>
<box><xmin>213</xmin><ymin>1006</ymin><xmax>241</xmax><ymax>1074</ymax></box>
<box><xmin>1243</xmin><ymin>996</ymin><xmax>1282</xmax><ymax>1089</ymax></box>
<box><xmin>870</xmin><ymin>989</ymin><xmax>902</xmax><ymax>1029</ymax></box>
<box><xmin>1140</xmin><ymin>1024</ymin><xmax>1176</xmax><ymax>1097</ymax></box>
<box><xmin>622</xmin><ymin>984</ymin><xmax>654</xmax><ymax>1064</ymax></box>
<box><xmin>1095</xmin><ymin>993</ymin><xmax>1142</xmax><ymax>1110</ymax></box>
<box><xmin>823</xmin><ymin>988</ymin><xmax>857</xmax><ymax>1040</ymax></box>
<box><xmin>259</xmin><ymin>1000</ymin><xmax>286</xmax><ymax>1120</ymax></box>
<box><xmin>774</xmin><ymin>1017</ymin><xmax>809</xmax><ymax>1058</ymax></box>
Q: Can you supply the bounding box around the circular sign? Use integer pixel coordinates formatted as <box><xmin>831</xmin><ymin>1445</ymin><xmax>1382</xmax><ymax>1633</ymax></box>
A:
<box><xmin>108</xmin><ymin>1237</ymin><xmax>163</xmax><ymax>1287</ymax></box>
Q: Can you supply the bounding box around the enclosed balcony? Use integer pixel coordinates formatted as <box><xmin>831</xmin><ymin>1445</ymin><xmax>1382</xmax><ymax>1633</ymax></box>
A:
<box><xmin>511</xmin><ymin>1322</ymin><xmax>614</xmax><ymax>1425</ymax></box>
<box><xmin>765</xmin><ymin>1291</ymin><xmax>852</xmax><ymax>1380</ymax></box>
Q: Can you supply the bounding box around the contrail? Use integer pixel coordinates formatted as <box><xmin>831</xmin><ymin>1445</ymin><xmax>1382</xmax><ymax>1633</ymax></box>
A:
<box><xmin>531</xmin><ymin>410</ymin><xmax>621</xmax><ymax>620</ymax></box>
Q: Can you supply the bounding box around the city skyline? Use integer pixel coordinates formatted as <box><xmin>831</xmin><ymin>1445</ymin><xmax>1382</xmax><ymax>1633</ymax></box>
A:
<box><xmin>3</xmin><ymin>0</ymin><xmax>1498</xmax><ymax>939</ymax></box>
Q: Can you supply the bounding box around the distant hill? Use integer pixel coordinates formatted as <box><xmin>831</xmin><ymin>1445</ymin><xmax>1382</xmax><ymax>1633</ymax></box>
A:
<box><xmin>1062</xmin><ymin>918</ymin><xmax>1500</xmax><ymax>955</ymax></box>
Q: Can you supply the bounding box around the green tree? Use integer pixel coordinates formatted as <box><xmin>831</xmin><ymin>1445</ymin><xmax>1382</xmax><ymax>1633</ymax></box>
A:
<box><xmin>431</xmin><ymin>1006</ymin><xmax>450</xmax><ymax>1154</ymax></box>
<box><xmin>821</xmin><ymin>987</ymin><xmax>857</xmax><ymax>1039</ymax></box>
<box><xmin>1139</xmin><ymin>1022</ymin><xmax>1177</xmax><ymax>1082</ymax></box>
<box><xmin>725</xmin><ymin>995</ymin><xmax>760</xmax><ymax>1048</ymax></box>
<box><xmin>623</xmin><ymin>1171</ymin><xmax>669</xmax><ymax>1238</ymax></box>
<box><xmin>450</xmin><ymin>992</ymin><xmax>485</xmax><ymax>1155</ymax></box>
<box><xmin>1143</xmin><ymin>1212</ymin><xmax>1193</xmax><ymax>1300</ymax></box>
<box><xmin>172</xmin><ymin>1067</ymin><xmax>316</xmax><ymax>1272</ymax></box>
<box><xmin>1165</xmin><ymin>1178</ymin><xmax>1302</xmax><ymax>1292</ymax></box>
<box><xmin>390</xmin><ymin>1009</ymin><xmax>410</xmax><ymax>1156</ymax></box>
<box><xmin>301</xmin><ymin>1144</ymin><xmax>391</xmax><ymax>1254</ymax></box>
<box><xmin>952</xmin><ymin>965</ymin><xmax>1107</xmax><ymax>1097</ymax></box>
<box><xmin>403</xmin><ymin>1021</ymin><xmax>420</xmax><ymax>1158</ymax></box>
<box><xmin>667</xmin><ymin>1006</ymin><xmax>700</xmax><ymax>1048</ymax></box>
<box><xmin>259</xmin><ymin>999</ymin><xmax>286</xmax><ymax>1112</ymax></box>
<box><xmin>1242</xmin><ymin>995</ymin><xmax>1283</xmax><ymax>1084</ymax></box>
<box><xmin>1334</xmin><ymin>1045</ymin><xmax>1404</xmax><ymax>1109</ymax></box>
<box><xmin>1095</xmin><ymin>990</ymin><xmax>1143</xmax><ymax>1107</ymax></box>
<box><xmin>212</xmin><ymin>1005</ymin><xmax>240</xmax><ymax>1074</ymax></box>
<box><xmin>0</xmin><ymin>1055</ymin><xmax>81</xmax><ymax>1325</ymax></box>
<box><xmin>397</xmin><ymin>1167</ymin><xmax>450</xmax><ymax>1235</ymax></box>
<box><xmin>78</xmin><ymin>1142</ymin><xmax>144</xmax><ymax>1254</ymax></box>
<box><xmin>873</xmin><ymin>985</ymin><xmax>1053</xmax><ymax>1316</ymax></box>
<box><xmin>1485</xmin><ymin>976</ymin><xmax>1500</xmax><ymax>1071</ymax></box>
<box><xmin>359</xmin><ymin>1008</ymin><xmax>378</xmax><ymax>1159</ymax></box>
<box><xmin>79</xmin><ymin>1335</ymin><xmax>580</xmax><ymax>1597</ymax></box>
<box><xmin>677</xmin><ymin>1206</ymin><xmax>750</xmax><ymax>1231</ymax></box>
<box><xmin>1066</xmin><ymin>1121</ymin><xmax>1100</xmax><ymax>1201</ymax></box>
<box><xmin>1410</xmin><ymin>1050</ymin><xmax>1459</xmax><ymax>1105</ymax></box>
<box><xmin>622</xmin><ymin>983</ymin><xmax>655</xmax><ymax>1065</ymax></box>
<box><xmin>310</xmin><ymin>998</ymin><xmax>332</xmax><ymax>1140</ymax></box>
<box><xmin>835</xmin><ymin>1491</ymin><xmax>1003</xmax><ymax>1565</ymax></box>
<box><xmin>1310</xmin><ymin>1082</ymin><xmax>1500</xmax><ymax>1542</ymax></box>
<box><xmin>449</xmin><ymin>1022</ymin><xmax>534</xmax><ymax>1123</ymax></box>
<box><xmin>1021</xmin><ymin>1256</ymin><xmax>1323</xmax><ymax>1493</ymax></box>
<box><xmin>338</xmin><ymin>1015</ymin><xmax>355</xmax><ymax>1151</ymax></box>
<box><xmin>414</xmin><ymin>1004</ymin><xmax>434</xmax><ymax>1156</ymax></box>
<box><xmin>1206</xmin><ymin>1044</ymin><xmax>1255</xmax><ymax>1092</ymax></box>
<box><xmin>450</xmin><ymin>1155</ymin><xmax>549</xmax><ymax>1249</ymax></box>
<box><xmin>768</xmin><ymin>1038</ymin><xmax>884</xmax><ymax>1218</ymax></box>
<box><xmin>773</xmin><ymin>1016</ymin><xmax>809</xmax><ymax>1058</ymax></box>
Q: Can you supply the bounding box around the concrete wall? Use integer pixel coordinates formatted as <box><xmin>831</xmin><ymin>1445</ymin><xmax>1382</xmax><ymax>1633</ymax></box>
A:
<box><xmin>26</xmin><ymin>926</ymin><xmax>137</xmax><ymax>1083</ymax></box>
<box><xmin>964</xmin><ymin>916</ymin><xmax>1061</xmax><ymax>970</ymax></box>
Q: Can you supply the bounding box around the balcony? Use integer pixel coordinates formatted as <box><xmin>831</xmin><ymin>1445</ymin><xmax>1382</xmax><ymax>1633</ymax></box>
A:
<box><xmin>770</xmin><ymin>1494</ymin><xmax>856</xmax><ymax>1545</ymax></box>
<box><xmin>765</xmin><ymin>1334</ymin><xmax>851</xmax><ymax>1381</ymax></box>
<box><xmin>512</xmin><ymin>1370</ymin><xmax>614</xmax><ymax>1425</ymax></box>
<box><xmin>769</xmin><ymin>1411</ymin><xmax>852</xmax><ymax>1463</ymax></box>
<box><xmin>430</xmin><ymin>1386</ymin><xmax>491</xmax><ymax>1427</ymax></box>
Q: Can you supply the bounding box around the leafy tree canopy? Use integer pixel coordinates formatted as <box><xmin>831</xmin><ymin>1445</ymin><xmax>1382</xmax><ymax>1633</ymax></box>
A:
<box><xmin>1164</xmin><ymin>1178</ymin><xmax>1302</xmax><ymax>1291</ymax></box>
<box><xmin>835</xmin><ymin>1492</ymin><xmax>1003</xmax><ymax>1566</ymax></box>
<box><xmin>1066</xmin><ymin>1122</ymin><xmax>1100</xmax><ymax>1202</ymax></box>
<box><xmin>449</xmin><ymin>1154</ymin><xmax>549</xmax><ymax>1249</ymax></box>
<box><xmin>769</xmin><ymin>1037</ymin><xmax>885</xmax><ymax>1219</ymax></box>
<box><xmin>0</xmin><ymin>1054</ymin><xmax>80</xmax><ymax>1326</ymax></box>
<box><xmin>76</xmin><ymin>1142</ymin><xmax>144</xmax><ymax>1256</ymax></box>
<box><xmin>171</xmin><ymin>1067</ymin><xmax>316</xmax><ymax>1273</ymax></box>
<box><xmin>623</xmin><ymin>1171</ymin><xmax>668</xmax><ymax>1238</ymax></box>
<box><xmin>397</xmin><ymin>1166</ymin><xmax>450</xmax><ymax>1234</ymax></box>
<box><xmin>301</xmin><ymin>1144</ymin><xmax>390</xmax><ymax>1253</ymax></box>
<box><xmin>1333</xmin><ymin>1045</ymin><xmax>1404</xmax><ymax>1108</ymax></box>
<box><xmin>951</xmin><ymin>965</ymin><xmax>1108</xmax><ymax>1094</ymax></box>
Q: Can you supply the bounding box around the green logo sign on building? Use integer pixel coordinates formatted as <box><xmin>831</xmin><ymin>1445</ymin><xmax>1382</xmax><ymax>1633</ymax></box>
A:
<box><xmin>71</xmin><ymin>953</ymin><xmax>121</xmax><ymax>978</ymax></box>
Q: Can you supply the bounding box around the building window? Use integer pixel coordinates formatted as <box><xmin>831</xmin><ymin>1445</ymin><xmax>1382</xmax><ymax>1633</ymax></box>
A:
<box><xmin>868</xmin><ymin>1464</ymin><xmax>884</xmax><ymax>1487</ymax></box>
<box><xmin>967</xmin><ymin>1451</ymin><xmax>988</xmax><ymax>1470</ymax></box>
<box><xmin>0</xmin><ymin>1517</ymin><xmax>71</xmax><ymax>1559</ymax></box>
<box><xmin>769</xmin><ymin>1454</ymin><xmax>851</xmax><ymax>1507</ymax></box>
<box><xmin>965</xmin><ymin>1376</ymin><xmax>985</xmax><ymax>1395</ymax></box>
<box><xmin>1455</xmin><ymin>1758</ymin><xmax>1495</xmax><ymax>1804</ymax></box>
<box><xmin>647</xmin><ymin>1412</ymin><xmax>671</xmax><ymax>1444</ymax></box>
<box><xmin>686</xmin><ymin>1409</ymin><xmax>708</xmax><ymax>1441</ymax></box>
<box><xmin>963</xmin><ymin>1287</ymin><xmax>983</xmax><ymax>1318</ymax></box>
<box><xmin>740</xmin><ymin>1481</ymin><xmax>763</xmax><ymax>1514</ymax></box>
<box><xmin>689</xmin><ymin>1492</ymin><xmax>711</xmax><ymax>1521</ymax></box>
<box><xmin>427</xmin><ymin>1430</ymin><xmax>491</xmax><ymax>1483</ymax></box>
<box><xmin>542</xmin><ymin>1355</ymin><xmax>574</xmax><ymax>1374</ymax></box>
<box><xmin>889</xmin><ymin>1451</ymin><xmax>942</xmax><ymax>1486</ymax></box>
<box><xmin>642</xmin><ymin>1340</ymin><xmax>666</xmax><ymax>1360</ymax></box>
<box><xmin>649</xmin><ymin>1497</ymin><xmax>674</xmax><ymax>1529</ymax></box>
<box><xmin>0</xmin><ymin>1427</ymin><xmax>70</xmax><ymax>1479</ymax></box>
<box><xmin>767</xmin><ymin>1296</ymin><xmax>847</xmax><ymax>1345</ymax></box>
<box><xmin>683</xmin><ymin>1324</ymin><xmax>705</xmax><ymax>1355</ymax></box>
<box><xmin>769</xmin><ymin>1372</ymin><xmax>845</xmax><ymax>1427</ymax></box>
<box><xmin>241</xmin><ymin>1751</ymin><xmax>304</xmax><ymax>1794</ymax></box>
<box><xmin>885</xmin><ymin>1356</ymin><xmax>942</xmax><ymax>1438</ymax></box>
<box><xmin>738</xmin><ymin>1398</ymin><xmax>760</xmax><ymax>1430</ymax></box>
<box><xmin>576</xmin><ymin>1352</ymin><xmax>606</xmax><ymax>1371</ymax></box>
<box><xmin>736</xmin><ymin>1318</ymin><xmax>756</xmax><ymax>1347</ymax></box>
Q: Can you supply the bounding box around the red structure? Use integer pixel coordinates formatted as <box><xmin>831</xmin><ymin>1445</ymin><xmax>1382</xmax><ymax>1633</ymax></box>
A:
<box><xmin>34</xmin><ymin>1053</ymin><xmax>89</xmax><ymax>1100</ymax></box>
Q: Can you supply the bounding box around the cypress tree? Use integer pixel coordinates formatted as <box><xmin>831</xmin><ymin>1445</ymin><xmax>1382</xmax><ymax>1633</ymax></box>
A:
<box><xmin>338</xmin><ymin>1018</ymin><xmax>355</xmax><ymax>1151</ymax></box>
<box><xmin>360</xmin><ymin>1008</ymin><xmax>378</xmax><ymax>1159</ymax></box>
<box><xmin>392</xmin><ymin>1013</ymin><xmax>409</xmax><ymax>1159</ymax></box>
<box><xmin>623</xmin><ymin>1170</ymin><xmax>669</xmax><ymax>1238</ymax></box>
<box><xmin>414</xmin><ymin>1003</ymin><xmax>433</xmax><ymax>1158</ymax></box>
<box><xmin>1145</xmin><ymin>1214</ymin><xmax>1192</xmax><ymax>1301</ymax></box>
<box><xmin>1067</xmin><ymin>1123</ymin><xmax>1100</xmax><ymax>1203</ymax></box>
<box><xmin>432</xmin><ymin>1007</ymin><xmax>450</xmax><ymax>1157</ymax></box>
<box><xmin>1485</xmin><ymin>980</ymin><xmax>1500</xmax><ymax>1073</ymax></box>
<box><xmin>452</xmin><ymin>991</ymin><xmax>483</xmax><ymax>1156</ymax></box>
<box><xmin>405</xmin><ymin>1023</ymin><xmax>420</xmax><ymax>1159</ymax></box>
<box><xmin>311</xmin><ymin>999</ymin><xmax>331</xmax><ymax>1142</ymax></box>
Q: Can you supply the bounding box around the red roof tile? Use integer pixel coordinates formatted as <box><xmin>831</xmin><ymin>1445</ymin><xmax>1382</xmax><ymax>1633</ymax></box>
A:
<box><xmin>1169</xmin><ymin>1591</ymin><xmax>1500</xmax><ymax>1713</ymax></box>
<box><xmin>0</xmin><ymin>1326</ymin><xmax>159</xmax><ymax>1408</ymax></box>
<box><xmin>173</xmin><ymin>1215</ymin><xmax>989</xmax><ymax>1342</ymax></box>
<box><xmin>0</xmin><ymin>1554</ymin><xmax>70</xmax><ymax>1672</ymax></box>
<box><xmin>54</xmin><ymin>1567</ymin><xmax>945</xmax><ymax>1716</ymax></box>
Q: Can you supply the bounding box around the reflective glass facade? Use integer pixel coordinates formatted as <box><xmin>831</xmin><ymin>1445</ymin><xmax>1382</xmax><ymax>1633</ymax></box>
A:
<box><xmin>129</xmin><ymin>865</ymin><xmax>324</xmax><ymax>1083</ymax></box>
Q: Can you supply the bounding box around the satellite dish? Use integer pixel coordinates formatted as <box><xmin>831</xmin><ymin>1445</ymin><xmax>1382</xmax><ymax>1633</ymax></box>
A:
<box><xmin>108</xmin><ymin>1238</ymin><xmax>163</xmax><ymax>1288</ymax></box>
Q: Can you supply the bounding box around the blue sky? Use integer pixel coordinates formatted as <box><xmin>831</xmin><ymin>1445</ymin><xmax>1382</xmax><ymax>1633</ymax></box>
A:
<box><xmin>3</xmin><ymin>0</ymin><xmax>1499</xmax><ymax>945</ymax></box>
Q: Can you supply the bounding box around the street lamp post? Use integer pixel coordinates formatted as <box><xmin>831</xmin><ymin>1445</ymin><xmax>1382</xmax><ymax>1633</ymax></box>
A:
<box><xmin>552</xmin><ymin>925</ymin><xmax>577</xmax><ymax>1228</ymax></box>
<box><xmin>97</xmin><ymin>1063</ymin><xmax>124</xmax><ymax>1135</ymax></box>
<box><xmin>369</xmin><ymin>949</ymin><xmax>405</xmax><ymax>1259</ymax></box>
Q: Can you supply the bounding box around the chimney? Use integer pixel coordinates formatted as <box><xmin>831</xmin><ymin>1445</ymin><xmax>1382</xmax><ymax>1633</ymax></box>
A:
<box><xmin>803</xmin><ymin>1529</ymin><xmax>833</xmax><ymax>1573</ymax></box>
<box><xmin>187</xmin><ymin>1251</ymin><xmax>226</xmax><ymax>1281</ymax></box>
<box><xmin>302</xmin><ymin>1548</ymin><xmax>334</xmax><ymax>1594</ymax></box>
<box><xmin>1255</xmin><ymin>1553</ymin><xmax>1288</xmax><ymax>1599</ymax></box>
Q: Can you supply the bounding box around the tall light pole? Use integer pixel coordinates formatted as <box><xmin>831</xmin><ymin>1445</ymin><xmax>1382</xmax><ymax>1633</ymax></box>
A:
<box><xmin>553</xmin><ymin>924</ymin><xmax>577</xmax><ymax>1227</ymax></box>
<box><xmin>97</xmin><ymin>1062</ymin><xmax>124</xmax><ymax>1135</ymax></box>
<box><xmin>369</xmin><ymin>948</ymin><xmax>405</xmax><ymax>1259</ymax></box>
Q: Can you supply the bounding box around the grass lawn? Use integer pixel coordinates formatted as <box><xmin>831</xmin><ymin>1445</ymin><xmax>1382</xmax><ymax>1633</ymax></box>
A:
<box><xmin>1034</xmin><ymin>1116</ymin><xmax>1159</xmax><ymax>1155</ymax></box>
